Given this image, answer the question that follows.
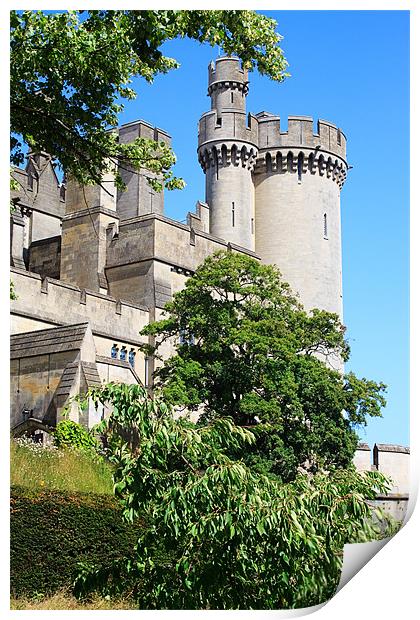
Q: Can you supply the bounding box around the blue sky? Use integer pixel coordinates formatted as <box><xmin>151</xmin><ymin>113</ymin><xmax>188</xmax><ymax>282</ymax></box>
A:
<box><xmin>115</xmin><ymin>10</ymin><xmax>409</xmax><ymax>448</ymax></box>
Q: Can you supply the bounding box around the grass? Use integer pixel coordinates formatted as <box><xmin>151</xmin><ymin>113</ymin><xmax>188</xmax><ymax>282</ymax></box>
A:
<box><xmin>10</xmin><ymin>439</ymin><xmax>114</xmax><ymax>494</ymax></box>
<box><xmin>10</xmin><ymin>590</ymin><xmax>136</xmax><ymax>610</ymax></box>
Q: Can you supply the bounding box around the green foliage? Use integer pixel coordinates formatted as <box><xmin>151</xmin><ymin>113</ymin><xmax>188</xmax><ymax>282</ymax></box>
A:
<box><xmin>10</xmin><ymin>279</ymin><xmax>18</xmax><ymax>300</ymax></box>
<box><xmin>10</xmin><ymin>438</ymin><xmax>113</xmax><ymax>495</ymax></box>
<box><xmin>141</xmin><ymin>251</ymin><xmax>387</xmax><ymax>479</ymax></box>
<box><xmin>10</xmin><ymin>486</ymin><xmax>143</xmax><ymax>598</ymax></box>
<box><xmin>74</xmin><ymin>383</ymin><xmax>392</xmax><ymax>609</ymax></box>
<box><xmin>53</xmin><ymin>419</ymin><xmax>99</xmax><ymax>453</ymax></box>
<box><xmin>10</xmin><ymin>10</ymin><xmax>288</xmax><ymax>191</ymax></box>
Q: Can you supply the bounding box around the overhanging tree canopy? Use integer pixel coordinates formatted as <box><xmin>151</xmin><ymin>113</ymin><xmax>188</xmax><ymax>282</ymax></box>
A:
<box><xmin>10</xmin><ymin>10</ymin><xmax>289</xmax><ymax>191</ymax></box>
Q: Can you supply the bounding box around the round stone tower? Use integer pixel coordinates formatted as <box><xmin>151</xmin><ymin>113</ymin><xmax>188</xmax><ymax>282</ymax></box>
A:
<box><xmin>198</xmin><ymin>57</ymin><xmax>259</xmax><ymax>250</ymax></box>
<box><xmin>253</xmin><ymin>113</ymin><xmax>348</xmax><ymax>320</ymax></box>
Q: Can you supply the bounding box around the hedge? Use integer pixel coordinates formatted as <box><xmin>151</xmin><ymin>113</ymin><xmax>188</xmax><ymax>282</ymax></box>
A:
<box><xmin>10</xmin><ymin>486</ymin><xmax>143</xmax><ymax>598</ymax></box>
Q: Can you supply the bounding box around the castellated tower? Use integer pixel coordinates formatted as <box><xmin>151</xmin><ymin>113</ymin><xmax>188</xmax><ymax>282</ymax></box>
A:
<box><xmin>198</xmin><ymin>57</ymin><xmax>258</xmax><ymax>250</ymax></box>
<box><xmin>253</xmin><ymin>113</ymin><xmax>347</xmax><ymax>319</ymax></box>
<box><xmin>198</xmin><ymin>56</ymin><xmax>348</xmax><ymax>322</ymax></box>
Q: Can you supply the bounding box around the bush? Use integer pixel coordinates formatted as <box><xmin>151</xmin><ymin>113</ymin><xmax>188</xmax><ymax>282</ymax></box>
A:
<box><xmin>10</xmin><ymin>486</ymin><xmax>143</xmax><ymax>598</ymax></box>
<box><xmin>53</xmin><ymin>420</ymin><xmax>99</xmax><ymax>452</ymax></box>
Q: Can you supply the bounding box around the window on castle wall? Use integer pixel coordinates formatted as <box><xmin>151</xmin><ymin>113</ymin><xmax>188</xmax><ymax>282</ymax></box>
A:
<box><xmin>120</xmin><ymin>346</ymin><xmax>127</xmax><ymax>361</ymax></box>
<box><xmin>323</xmin><ymin>213</ymin><xmax>328</xmax><ymax>239</ymax></box>
<box><xmin>144</xmin><ymin>357</ymin><xmax>149</xmax><ymax>387</ymax></box>
<box><xmin>232</xmin><ymin>202</ymin><xmax>235</xmax><ymax>227</ymax></box>
<box><xmin>111</xmin><ymin>344</ymin><xmax>118</xmax><ymax>359</ymax></box>
<box><xmin>128</xmin><ymin>349</ymin><xmax>136</xmax><ymax>367</ymax></box>
<box><xmin>231</xmin><ymin>92</ymin><xmax>234</xmax><ymax>104</ymax></box>
<box><xmin>251</xmin><ymin>218</ymin><xmax>254</xmax><ymax>234</ymax></box>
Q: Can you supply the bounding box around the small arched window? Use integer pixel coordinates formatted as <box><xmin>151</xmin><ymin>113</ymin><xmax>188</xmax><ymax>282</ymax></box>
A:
<box><xmin>128</xmin><ymin>349</ymin><xmax>136</xmax><ymax>367</ymax></box>
<box><xmin>144</xmin><ymin>357</ymin><xmax>150</xmax><ymax>387</ymax></box>
<box><xmin>323</xmin><ymin>213</ymin><xmax>328</xmax><ymax>239</ymax></box>
<box><xmin>120</xmin><ymin>346</ymin><xmax>127</xmax><ymax>361</ymax></box>
<box><xmin>232</xmin><ymin>202</ymin><xmax>235</xmax><ymax>227</ymax></box>
<box><xmin>111</xmin><ymin>344</ymin><xmax>118</xmax><ymax>359</ymax></box>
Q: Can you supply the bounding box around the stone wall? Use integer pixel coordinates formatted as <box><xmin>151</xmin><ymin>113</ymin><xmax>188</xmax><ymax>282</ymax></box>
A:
<box><xmin>60</xmin><ymin>207</ymin><xmax>118</xmax><ymax>293</ymax></box>
<box><xmin>28</xmin><ymin>236</ymin><xmax>61</xmax><ymax>279</ymax></box>
<box><xmin>106</xmin><ymin>212</ymin><xmax>259</xmax><ymax>310</ymax></box>
<box><xmin>353</xmin><ymin>443</ymin><xmax>371</xmax><ymax>472</ymax></box>
<box><xmin>10</xmin><ymin>351</ymin><xmax>78</xmax><ymax>428</ymax></box>
<box><xmin>10</xmin><ymin>323</ymin><xmax>97</xmax><ymax>428</ymax></box>
<box><xmin>10</xmin><ymin>267</ymin><xmax>149</xmax><ymax>380</ymax></box>
<box><xmin>373</xmin><ymin>444</ymin><xmax>410</xmax><ymax>495</ymax></box>
<box><xmin>352</xmin><ymin>442</ymin><xmax>410</xmax><ymax>522</ymax></box>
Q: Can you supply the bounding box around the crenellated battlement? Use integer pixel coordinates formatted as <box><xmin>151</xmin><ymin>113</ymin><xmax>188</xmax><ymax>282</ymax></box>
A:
<box><xmin>253</xmin><ymin>147</ymin><xmax>347</xmax><ymax>188</ymax></box>
<box><xmin>198</xmin><ymin>110</ymin><xmax>259</xmax><ymax>148</ymax></box>
<box><xmin>208</xmin><ymin>57</ymin><xmax>248</xmax><ymax>89</ymax></box>
<box><xmin>256</xmin><ymin>112</ymin><xmax>347</xmax><ymax>161</ymax></box>
<box><xmin>118</xmin><ymin>118</ymin><xmax>171</xmax><ymax>146</ymax></box>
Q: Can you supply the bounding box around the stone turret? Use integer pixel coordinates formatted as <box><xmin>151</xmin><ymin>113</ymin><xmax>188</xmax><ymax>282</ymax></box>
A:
<box><xmin>60</xmin><ymin>164</ymin><xmax>118</xmax><ymax>294</ymax></box>
<box><xmin>198</xmin><ymin>57</ymin><xmax>258</xmax><ymax>250</ymax></box>
<box><xmin>117</xmin><ymin>120</ymin><xmax>171</xmax><ymax>220</ymax></box>
<box><xmin>253</xmin><ymin>113</ymin><xmax>348</xmax><ymax>323</ymax></box>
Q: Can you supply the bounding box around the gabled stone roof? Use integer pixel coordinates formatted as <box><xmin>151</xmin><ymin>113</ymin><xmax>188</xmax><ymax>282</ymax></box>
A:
<box><xmin>53</xmin><ymin>362</ymin><xmax>79</xmax><ymax>399</ymax></box>
<box><xmin>10</xmin><ymin>323</ymin><xmax>90</xmax><ymax>359</ymax></box>
<box><xmin>81</xmin><ymin>361</ymin><xmax>102</xmax><ymax>389</ymax></box>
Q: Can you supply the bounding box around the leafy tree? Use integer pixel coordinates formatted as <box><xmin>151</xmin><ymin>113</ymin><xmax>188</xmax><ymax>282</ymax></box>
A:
<box><xmin>141</xmin><ymin>251</ymin><xmax>386</xmax><ymax>480</ymax></box>
<box><xmin>74</xmin><ymin>383</ymin><xmax>392</xmax><ymax>610</ymax></box>
<box><xmin>10</xmin><ymin>10</ymin><xmax>288</xmax><ymax>192</ymax></box>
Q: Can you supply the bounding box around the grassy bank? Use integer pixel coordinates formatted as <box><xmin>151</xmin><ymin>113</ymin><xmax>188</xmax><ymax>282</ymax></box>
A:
<box><xmin>11</xmin><ymin>590</ymin><xmax>136</xmax><ymax>610</ymax></box>
<box><xmin>10</xmin><ymin>438</ymin><xmax>114</xmax><ymax>494</ymax></box>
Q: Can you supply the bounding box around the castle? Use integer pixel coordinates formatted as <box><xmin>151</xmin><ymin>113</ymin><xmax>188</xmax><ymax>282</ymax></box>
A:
<box><xmin>10</xmin><ymin>57</ymin><xmax>409</xmax><ymax>513</ymax></box>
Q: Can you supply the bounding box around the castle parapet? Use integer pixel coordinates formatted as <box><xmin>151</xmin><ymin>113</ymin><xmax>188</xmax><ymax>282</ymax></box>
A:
<box><xmin>256</xmin><ymin>113</ymin><xmax>346</xmax><ymax>159</ymax></box>
<box><xmin>373</xmin><ymin>444</ymin><xmax>410</xmax><ymax>495</ymax></box>
<box><xmin>208</xmin><ymin>57</ymin><xmax>248</xmax><ymax>88</ymax></box>
<box><xmin>254</xmin><ymin>114</ymin><xmax>347</xmax><ymax>188</ymax></box>
<box><xmin>198</xmin><ymin>111</ymin><xmax>259</xmax><ymax>152</ymax></box>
